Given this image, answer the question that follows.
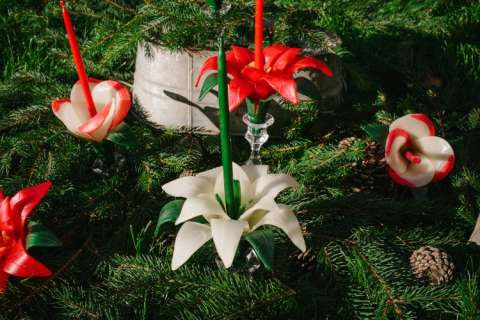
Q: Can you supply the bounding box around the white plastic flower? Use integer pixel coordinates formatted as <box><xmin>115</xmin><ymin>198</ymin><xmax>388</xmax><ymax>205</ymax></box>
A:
<box><xmin>162</xmin><ymin>163</ymin><xmax>306</xmax><ymax>270</ymax></box>
<box><xmin>52</xmin><ymin>78</ymin><xmax>131</xmax><ymax>142</ymax></box>
<box><xmin>386</xmin><ymin>113</ymin><xmax>455</xmax><ymax>188</ymax></box>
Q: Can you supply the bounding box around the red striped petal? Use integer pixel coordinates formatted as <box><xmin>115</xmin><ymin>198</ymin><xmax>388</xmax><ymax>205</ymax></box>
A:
<box><xmin>10</xmin><ymin>182</ymin><xmax>52</xmax><ymax>229</ymax></box>
<box><xmin>287</xmin><ymin>57</ymin><xmax>333</xmax><ymax>77</ymax></box>
<box><xmin>2</xmin><ymin>241</ymin><xmax>51</xmax><ymax>278</ymax></box>
<box><xmin>272</xmin><ymin>48</ymin><xmax>302</xmax><ymax>72</ymax></box>
<box><xmin>78</xmin><ymin>101</ymin><xmax>113</xmax><ymax>134</ymax></box>
<box><xmin>385</xmin><ymin>128</ymin><xmax>411</xmax><ymax>157</ymax></box>
<box><xmin>410</xmin><ymin>114</ymin><xmax>436</xmax><ymax>136</ymax></box>
<box><xmin>195</xmin><ymin>56</ymin><xmax>218</xmax><ymax>87</ymax></box>
<box><xmin>432</xmin><ymin>155</ymin><xmax>455</xmax><ymax>183</ymax></box>
<box><xmin>228</xmin><ymin>79</ymin><xmax>254</xmax><ymax>112</ymax></box>
<box><xmin>261</xmin><ymin>74</ymin><xmax>299</xmax><ymax>104</ymax></box>
<box><xmin>51</xmin><ymin>98</ymin><xmax>71</xmax><ymax>113</ymax></box>
<box><xmin>101</xmin><ymin>81</ymin><xmax>131</xmax><ymax>129</ymax></box>
<box><xmin>387</xmin><ymin>167</ymin><xmax>416</xmax><ymax>188</ymax></box>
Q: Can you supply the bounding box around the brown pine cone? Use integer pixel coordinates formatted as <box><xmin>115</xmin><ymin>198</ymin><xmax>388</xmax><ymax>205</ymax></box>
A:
<box><xmin>290</xmin><ymin>249</ymin><xmax>317</xmax><ymax>273</ymax></box>
<box><xmin>410</xmin><ymin>246</ymin><xmax>455</xmax><ymax>285</ymax></box>
<box><xmin>180</xmin><ymin>170</ymin><xmax>196</xmax><ymax>177</ymax></box>
<box><xmin>348</xmin><ymin>141</ymin><xmax>387</xmax><ymax>192</ymax></box>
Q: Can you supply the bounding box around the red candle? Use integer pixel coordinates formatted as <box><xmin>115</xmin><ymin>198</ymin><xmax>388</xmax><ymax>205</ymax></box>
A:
<box><xmin>254</xmin><ymin>0</ymin><xmax>264</xmax><ymax>71</ymax></box>
<box><xmin>60</xmin><ymin>0</ymin><xmax>97</xmax><ymax>117</ymax></box>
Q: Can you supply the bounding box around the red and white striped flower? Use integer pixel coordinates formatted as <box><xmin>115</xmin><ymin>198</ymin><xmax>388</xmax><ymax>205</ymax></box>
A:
<box><xmin>385</xmin><ymin>114</ymin><xmax>455</xmax><ymax>188</ymax></box>
<box><xmin>52</xmin><ymin>79</ymin><xmax>131</xmax><ymax>142</ymax></box>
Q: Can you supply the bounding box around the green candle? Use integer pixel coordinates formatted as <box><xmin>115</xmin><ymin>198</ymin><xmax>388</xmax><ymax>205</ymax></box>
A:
<box><xmin>217</xmin><ymin>36</ymin><xmax>235</xmax><ymax>216</ymax></box>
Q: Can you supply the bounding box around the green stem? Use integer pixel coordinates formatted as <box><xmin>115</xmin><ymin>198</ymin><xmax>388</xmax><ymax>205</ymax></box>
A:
<box><xmin>247</xmin><ymin>100</ymin><xmax>268</xmax><ymax>124</ymax></box>
<box><xmin>217</xmin><ymin>35</ymin><xmax>235</xmax><ymax>217</ymax></box>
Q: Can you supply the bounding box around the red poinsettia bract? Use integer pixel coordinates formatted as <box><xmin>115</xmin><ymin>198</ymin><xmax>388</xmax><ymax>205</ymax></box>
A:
<box><xmin>0</xmin><ymin>182</ymin><xmax>53</xmax><ymax>292</ymax></box>
<box><xmin>196</xmin><ymin>44</ymin><xmax>334</xmax><ymax>112</ymax></box>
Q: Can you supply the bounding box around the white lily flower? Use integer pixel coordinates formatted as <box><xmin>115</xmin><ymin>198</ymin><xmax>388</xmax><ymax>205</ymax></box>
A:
<box><xmin>162</xmin><ymin>163</ymin><xmax>306</xmax><ymax>270</ymax></box>
<box><xmin>52</xmin><ymin>78</ymin><xmax>131</xmax><ymax>142</ymax></box>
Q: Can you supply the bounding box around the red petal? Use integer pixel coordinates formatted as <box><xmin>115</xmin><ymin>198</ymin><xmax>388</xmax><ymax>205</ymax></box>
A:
<box><xmin>2</xmin><ymin>241</ymin><xmax>51</xmax><ymax>277</ymax></box>
<box><xmin>261</xmin><ymin>74</ymin><xmax>299</xmax><ymax>104</ymax></box>
<box><xmin>10</xmin><ymin>182</ymin><xmax>52</xmax><ymax>228</ymax></box>
<box><xmin>0</xmin><ymin>198</ymin><xmax>16</xmax><ymax>234</ymax></box>
<box><xmin>272</xmin><ymin>48</ymin><xmax>302</xmax><ymax>72</ymax></box>
<box><xmin>432</xmin><ymin>155</ymin><xmax>455</xmax><ymax>183</ymax></box>
<box><xmin>241</xmin><ymin>66</ymin><xmax>265</xmax><ymax>82</ymax></box>
<box><xmin>231</xmin><ymin>46</ymin><xmax>254</xmax><ymax>67</ymax></box>
<box><xmin>195</xmin><ymin>56</ymin><xmax>218</xmax><ymax>87</ymax></box>
<box><xmin>264</xmin><ymin>44</ymin><xmax>289</xmax><ymax>69</ymax></box>
<box><xmin>387</xmin><ymin>167</ymin><xmax>416</xmax><ymax>188</ymax></box>
<box><xmin>410</xmin><ymin>114</ymin><xmax>436</xmax><ymax>136</ymax></box>
<box><xmin>0</xmin><ymin>272</ymin><xmax>9</xmax><ymax>293</ymax></box>
<box><xmin>385</xmin><ymin>128</ymin><xmax>411</xmax><ymax>157</ymax></box>
<box><xmin>252</xmin><ymin>82</ymin><xmax>275</xmax><ymax>101</ymax></box>
<box><xmin>287</xmin><ymin>57</ymin><xmax>334</xmax><ymax>77</ymax></box>
<box><xmin>78</xmin><ymin>101</ymin><xmax>113</xmax><ymax>134</ymax></box>
<box><xmin>102</xmin><ymin>81</ymin><xmax>131</xmax><ymax>129</ymax></box>
<box><xmin>228</xmin><ymin>79</ymin><xmax>254</xmax><ymax>112</ymax></box>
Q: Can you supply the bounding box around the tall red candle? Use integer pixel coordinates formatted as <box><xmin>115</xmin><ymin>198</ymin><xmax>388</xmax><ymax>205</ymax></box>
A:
<box><xmin>254</xmin><ymin>0</ymin><xmax>264</xmax><ymax>71</ymax></box>
<box><xmin>60</xmin><ymin>0</ymin><xmax>97</xmax><ymax>117</ymax></box>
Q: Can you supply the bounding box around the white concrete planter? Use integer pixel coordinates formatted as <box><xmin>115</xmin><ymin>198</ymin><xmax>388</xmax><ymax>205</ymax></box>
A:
<box><xmin>133</xmin><ymin>42</ymin><xmax>220</xmax><ymax>135</ymax></box>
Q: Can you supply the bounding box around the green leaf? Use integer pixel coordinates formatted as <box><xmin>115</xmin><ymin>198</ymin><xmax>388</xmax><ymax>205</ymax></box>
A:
<box><xmin>361</xmin><ymin>123</ymin><xmax>389</xmax><ymax>145</ymax></box>
<box><xmin>199</xmin><ymin>73</ymin><xmax>218</xmax><ymax>101</ymax></box>
<box><xmin>154</xmin><ymin>200</ymin><xmax>185</xmax><ymax>237</ymax></box>
<box><xmin>26</xmin><ymin>221</ymin><xmax>62</xmax><ymax>250</ymax></box>
<box><xmin>244</xmin><ymin>229</ymin><xmax>275</xmax><ymax>271</ymax></box>
<box><xmin>296</xmin><ymin>77</ymin><xmax>323</xmax><ymax>101</ymax></box>
<box><xmin>206</xmin><ymin>0</ymin><xmax>222</xmax><ymax>12</ymax></box>
<box><xmin>107</xmin><ymin>124</ymin><xmax>139</xmax><ymax>151</ymax></box>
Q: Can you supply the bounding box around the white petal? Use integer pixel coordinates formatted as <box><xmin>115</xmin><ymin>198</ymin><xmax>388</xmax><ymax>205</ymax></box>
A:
<box><xmin>241</xmin><ymin>165</ymin><xmax>269</xmax><ymax>182</ymax></box>
<box><xmin>52</xmin><ymin>100</ymin><xmax>90</xmax><ymax>138</ymax></box>
<box><xmin>414</xmin><ymin>136</ymin><xmax>455</xmax><ymax>178</ymax></box>
<box><xmin>390</xmin><ymin>113</ymin><xmax>435</xmax><ymax>139</ymax></box>
<box><xmin>238</xmin><ymin>196</ymin><xmax>279</xmax><ymax>223</ymax></box>
<box><xmin>214</xmin><ymin>163</ymin><xmax>254</xmax><ymax>206</ymax></box>
<box><xmin>162</xmin><ymin>176</ymin><xmax>214</xmax><ymax>198</ymax></box>
<box><xmin>70</xmin><ymin>79</ymin><xmax>100</xmax><ymax>112</ymax></box>
<box><xmin>469</xmin><ymin>214</ymin><xmax>480</xmax><ymax>245</ymax></box>
<box><xmin>176</xmin><ymin>195</ymin><xmax>228</xmax><ymax>225</ymax></box>
<box><xmin>211</xmin><ymin>219</ymin><xmax>248</xmax><ymax>268</ymax></box>
<box><xmin>252</xmin><ymin>204</ymin><xmax>306</xmax><ymax>252</ymax></box>
<box><xmin>84</xmin><ymin>101</ymin><xmax>117</xmax><ymax>142</ymax></box>
<box><xmin>171</xmin><ymin>222</ymin><xmax>212</xmax><ymax>270</ymax></box>
<box><xmin>253</xmin><ymin>174</ymin><xmax>299</xmax><ymax>201</ymax></box>
<box><xmin>196</xmin><ymin>166</ymin><xmax>222</xmax><ymax>184</ymax></box>
<box><xmin>391</xmin><ymin>155</ymin><xmax>435</xmax><ymax>188</ymax></box>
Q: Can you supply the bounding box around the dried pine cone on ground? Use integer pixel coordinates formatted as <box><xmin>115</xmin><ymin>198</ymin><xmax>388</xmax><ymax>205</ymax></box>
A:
<box><xmin>410</xmin><ymin>246</ymin><xmax>455</xmax><ymax>285</ymax></box>
<box><xmin>346</xmin><ymin>140</ymin><xmax>388</xmax><ymax>193</ymax></box>
<box><xmin>290</xmin><ymin>249</ymin><xmax>317</xmax><ymax>273</ymax></box>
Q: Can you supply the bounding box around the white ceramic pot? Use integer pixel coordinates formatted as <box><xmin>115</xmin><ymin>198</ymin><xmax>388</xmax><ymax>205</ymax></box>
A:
<box><xmin>133</xmin><ymin>42</ymin><xmax>220</xmax><ymax>135</ymax></box>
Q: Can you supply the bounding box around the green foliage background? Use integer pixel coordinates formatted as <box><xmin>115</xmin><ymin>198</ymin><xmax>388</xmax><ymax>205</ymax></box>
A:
<box><xmin>0</xmin><ymin>0</ymin><xmax>480</xmax><ymax>319</ymax></box>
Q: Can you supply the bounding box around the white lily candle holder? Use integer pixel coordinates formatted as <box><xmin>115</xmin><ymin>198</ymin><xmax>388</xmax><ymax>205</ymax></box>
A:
<box><xmin>385</xmin><ymin>114</ymin><xmax>455</xmax><ymax>188</ymax></box>
<box><xmin>160</xmin><ymin>163</ymin><xmax>306</xmax><ymax>271</ymax></box>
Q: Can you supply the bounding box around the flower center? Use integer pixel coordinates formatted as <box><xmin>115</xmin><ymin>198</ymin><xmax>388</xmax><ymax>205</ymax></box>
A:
<box><xmin>248</xmin><ymin>61</ymin><xmax>272</xmax><ymax>74</ymax></box>
<box><xmin>403</xmin><ymin>150</ymin><xmax>422</xmax><ymax>164</ymax></box>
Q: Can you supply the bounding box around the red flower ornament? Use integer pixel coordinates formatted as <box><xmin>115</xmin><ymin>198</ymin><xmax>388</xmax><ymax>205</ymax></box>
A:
<box><xmin>385</xmin><ymin>114</ymin><xmax>455</xmax><ymax>188</ymax></box>
<box><xmin>0</xmin><ymin>182</ymin><xmax>53</xmax><ymax>292</ymax></box>
<box><xmin>196</xmin><ymin>44</ymin><xmax>333</xmax><ymax>112</ymax></box>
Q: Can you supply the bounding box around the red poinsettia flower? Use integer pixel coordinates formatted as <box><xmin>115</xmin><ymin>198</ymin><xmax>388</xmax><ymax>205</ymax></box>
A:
<box><xmin>0</xmin><ymin>182</ymin><xmax>53</xmax><ymax>292</ymax></box>
<box><xmin>196</xmin><ymin>44</ymin><xmax>334</xmax><ymax>112</ymax></box>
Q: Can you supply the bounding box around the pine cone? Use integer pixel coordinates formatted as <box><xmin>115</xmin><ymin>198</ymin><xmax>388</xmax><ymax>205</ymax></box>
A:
<box><xmin>290</xmin><ymin>249</ymin><xmax>317</xmax><ymax>273</ymax></box>
<box><xmin>410</xmin><ymin>246</ymin><xmax>455</xmax><ymax>285</ymax></box>
<box><xmin>348</xmin><ymin>141</ymin><xmax>387</xmax><ymax>192</ymax></box>
<box><xmin>338</xmin><ymin>137</ymin><xmax>357</xmax><ymax>150</ymax></box>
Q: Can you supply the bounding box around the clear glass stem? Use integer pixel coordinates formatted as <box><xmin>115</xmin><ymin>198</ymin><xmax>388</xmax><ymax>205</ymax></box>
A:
<box><xmin>243</xmin><ymin>113</ymin><xmax>274</xmax><ymax>165</ymax></box>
